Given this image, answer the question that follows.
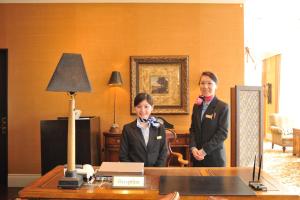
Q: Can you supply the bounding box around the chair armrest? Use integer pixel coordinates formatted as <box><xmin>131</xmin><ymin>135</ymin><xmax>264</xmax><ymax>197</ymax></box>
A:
<box><xmin>170</xmin><ymin>152</ymin><xmax>189</xmax><ymax>167</ymax></box>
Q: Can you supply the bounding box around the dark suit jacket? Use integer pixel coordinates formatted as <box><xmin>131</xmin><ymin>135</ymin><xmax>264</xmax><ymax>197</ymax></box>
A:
<box><xmin>119</xmin><ymin>120</ymin><xmax>167</xmax><ymax>167</ymax></box>
<box><xmin>189</xmin><ymin>97</ymin><xmax>229</xmax><ymax>167</ymax></box>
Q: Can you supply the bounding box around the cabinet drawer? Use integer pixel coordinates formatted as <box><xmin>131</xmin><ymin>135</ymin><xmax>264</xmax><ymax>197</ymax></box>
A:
<box><xmin>106</xmin><ymin>136</ymin><xmax>121</xmax><ymax>145</ymax></box>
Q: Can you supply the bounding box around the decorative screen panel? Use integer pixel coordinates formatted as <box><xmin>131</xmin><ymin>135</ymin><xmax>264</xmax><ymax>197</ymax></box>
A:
<box><xmin>231</xmin><ymin>86</ymin><xmax>263</xmax><ymax>167</ymax></box>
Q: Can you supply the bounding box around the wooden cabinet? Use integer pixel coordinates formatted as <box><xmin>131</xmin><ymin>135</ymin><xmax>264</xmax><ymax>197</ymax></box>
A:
<box><xmin>103</xmin><ymin>131</ymin><xmax>189</xmax><ymax>163</ymax></box>
<box><xmin>103</xmin><ymin>132</ymin><xmax>121</xmax><ymax>162</ymax></box>
<box><xmin>40</xmin><ymin>117</ymin><xmax>100</xmax><ymax>175</ymax></box>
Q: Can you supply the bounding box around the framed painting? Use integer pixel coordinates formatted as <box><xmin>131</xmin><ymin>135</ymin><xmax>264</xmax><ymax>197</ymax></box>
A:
<box><xmin>130</xmin><ymin>56</ymin><xmax>189</xmax><ymax>114</ymax></box>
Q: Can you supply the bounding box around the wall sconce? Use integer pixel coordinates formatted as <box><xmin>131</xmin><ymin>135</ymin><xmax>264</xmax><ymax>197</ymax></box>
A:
<box><xmin>108</xmin><ymin>71</ymin><xmax>123</xmax><ymax>134</ymax></box>
<box><xmin>47</xmin><ymin>53</ymin><xmax>91</xmax><ymax>189</ymax></box>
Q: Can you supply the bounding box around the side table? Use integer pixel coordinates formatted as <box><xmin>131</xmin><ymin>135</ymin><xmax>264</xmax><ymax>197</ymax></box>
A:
<box><xmin>293</xmin><ymin>128</ymin><xmax>300</xmax><ymax>157</ymax></box>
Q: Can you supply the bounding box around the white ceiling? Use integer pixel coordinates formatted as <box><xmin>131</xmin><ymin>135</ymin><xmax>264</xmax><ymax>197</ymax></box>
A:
<box><xmin>0</xmin><ymin>0</ymin><xmax>243</xmax><ymax>3</ymax></box>
<box><xmin>244</xmin><ymin>0</ymin><xmax>300</xmax><ymax>59</ymax></box>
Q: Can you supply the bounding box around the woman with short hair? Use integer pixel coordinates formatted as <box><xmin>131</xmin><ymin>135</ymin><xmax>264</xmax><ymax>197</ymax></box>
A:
<box><xmin>119</xmin><ymin>93</ymin><xmax>167</xmax><ymax>167</ymax></box>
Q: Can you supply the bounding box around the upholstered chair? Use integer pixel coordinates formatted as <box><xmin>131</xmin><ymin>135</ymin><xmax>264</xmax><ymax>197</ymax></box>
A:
<box><xmin>269</xmin><ymin>113</ymin><xmax>293</xmax><ymax>152</ymax></box>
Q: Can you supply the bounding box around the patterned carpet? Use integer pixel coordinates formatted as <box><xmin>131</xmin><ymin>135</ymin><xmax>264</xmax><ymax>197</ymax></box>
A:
<box><xmin>263</xmin><ymin>141</ymin><xmax>300</xmax><ymax>194</ymax></box>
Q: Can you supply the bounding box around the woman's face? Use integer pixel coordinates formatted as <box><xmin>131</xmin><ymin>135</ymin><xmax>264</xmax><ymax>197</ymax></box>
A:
<box><xmin>135</xmin><ymin>99</ymin><xmax>153</xmax><ymax>119</ymax></box>
<box><xmin>199</xmin><ymin>75</ymin><xmax>217</xmax><ymax>97</ymax></box>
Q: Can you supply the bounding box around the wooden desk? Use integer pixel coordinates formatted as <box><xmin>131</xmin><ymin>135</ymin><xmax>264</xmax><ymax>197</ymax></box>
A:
<box><xmin>103</xmin><ymin>131</ymin><xmax>190</xmax><ymax>164</ymax></box>
<box><xmin>19</xmin><ymin>166</ymin><xmax>299</xmax><ymax>199</ymax></box>
<box><xmin>293</xmin><ymin>128</ymin><xmax>300</xmax><ymax>157</ymax></box>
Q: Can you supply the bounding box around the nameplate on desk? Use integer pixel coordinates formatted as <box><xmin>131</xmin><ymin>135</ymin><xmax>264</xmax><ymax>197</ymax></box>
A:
<box><xmin>112</xmin><ymin>176</ymin><xmax>145</xmax><ymax>188</ymax></box>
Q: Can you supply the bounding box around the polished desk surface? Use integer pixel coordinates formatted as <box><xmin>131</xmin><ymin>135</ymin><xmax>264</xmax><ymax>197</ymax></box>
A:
<box><xmin>19</xmin><ymin>166</ymin><xmax>299</xmax><ymax>200</ymax></box>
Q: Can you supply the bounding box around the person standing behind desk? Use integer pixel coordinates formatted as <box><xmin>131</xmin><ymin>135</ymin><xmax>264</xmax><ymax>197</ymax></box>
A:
<box><xmin>119</xmin><ymin>93</ymin><xmax>167</xmax><ymax>167</ymax></box>
<box><xmin>189</xmin><ymin>71</ymin><xmax>229</xmax><ymax>167</ymax></box>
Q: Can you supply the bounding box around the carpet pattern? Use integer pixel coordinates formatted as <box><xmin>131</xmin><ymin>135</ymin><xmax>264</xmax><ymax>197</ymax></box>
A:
<box><xmin>263</xmin><ymin>141</ymin><xmax>300</xmax><ymax>194</ymax></box>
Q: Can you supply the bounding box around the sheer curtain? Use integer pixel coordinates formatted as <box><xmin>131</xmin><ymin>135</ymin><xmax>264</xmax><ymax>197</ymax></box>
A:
<box><xmin>244</xmin><ymin>0</ymin><xmax>300</xmax><ymax>128</ymax></box>
<box><xmin>280</xmin><ymin>52</ymin><xmax>300</xmax><ymax>127</ymax></box>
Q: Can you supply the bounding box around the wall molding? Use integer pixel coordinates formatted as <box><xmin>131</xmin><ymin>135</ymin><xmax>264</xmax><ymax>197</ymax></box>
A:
<box><xmin>8</xmin><ymin>174</ymin><xmax>41</xmax><ymax>187</ymax></box>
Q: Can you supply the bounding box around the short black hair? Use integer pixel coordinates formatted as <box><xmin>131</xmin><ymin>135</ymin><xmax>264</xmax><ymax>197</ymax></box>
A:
<box><xmin>199</xmin><ymin>71</ymin><xmax>218</xmax><ymax>85</ymax></box>
<box><xmin>134</xmin><ymin>93</ymin><xmax>154</xmax><ymax>107</ymax></box>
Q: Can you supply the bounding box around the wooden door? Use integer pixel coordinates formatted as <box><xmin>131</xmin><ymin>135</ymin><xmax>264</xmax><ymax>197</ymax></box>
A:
<box><xmin>0</xmin><ymin>49</ymin><xmax>8</xmax><ymax>188</ymax></box>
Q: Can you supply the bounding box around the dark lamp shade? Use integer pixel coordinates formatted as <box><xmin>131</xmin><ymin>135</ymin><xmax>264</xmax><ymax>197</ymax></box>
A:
<box><xmin>47</xmin><ymin>53</ymin><xmax>92</xmax><ymax>93</ymax></box>
<box><xmin>108</xmin><ymin>71</ymin><xmax>123</xmax><ymax>86</ymax></box>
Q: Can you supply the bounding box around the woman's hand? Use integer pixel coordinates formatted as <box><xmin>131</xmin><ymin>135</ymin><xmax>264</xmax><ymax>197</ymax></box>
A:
<box><xmin>192</xmin><ymin>148</ymin><xmax>205</xmax><ymax>161</ymax></box>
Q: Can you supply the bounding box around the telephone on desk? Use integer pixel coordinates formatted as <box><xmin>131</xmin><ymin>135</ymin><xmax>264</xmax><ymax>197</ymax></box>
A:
<box><xmin>156</xmin><ymin>117</ymin><xmax>174</xmax><ymax>129</ymax></box>
<box><xmin>64</xmin><ymin>164</ymin><xmax>94</xmax><ymax>182</ymax></box>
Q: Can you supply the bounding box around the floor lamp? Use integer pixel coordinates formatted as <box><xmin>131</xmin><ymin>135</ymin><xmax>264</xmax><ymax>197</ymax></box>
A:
<box><xmin>108</xmin><ymin>71</ymin><xmax>123</xmax><ymax>133</ymax></box>
<box><xmin>47</xmin><ymin>53</ymin><xmax>91</xmax><ymax>189</ymax></box>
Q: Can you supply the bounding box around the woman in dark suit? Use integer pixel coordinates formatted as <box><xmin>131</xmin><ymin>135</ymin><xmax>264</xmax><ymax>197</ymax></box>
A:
<box><xmin>189</xmin><ymin>71</ymin><xmax>229</xmax><ymax>167</ymax></box>
<box><xmin>119</xmin><ymin>93</ymin><xmax>167</xmax><ymax>167</ymax></box>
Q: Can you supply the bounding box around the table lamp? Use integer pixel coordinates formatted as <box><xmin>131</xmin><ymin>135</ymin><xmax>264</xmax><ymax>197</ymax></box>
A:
<box><xmin>47</xmin><ymin>53</ymin><xmax>91</xmax><ymax>189</ymax></box>
<box><xmin>108</xmin><ymin>71</ymin><xmax>123</xmax><ymax>133</ymax></box>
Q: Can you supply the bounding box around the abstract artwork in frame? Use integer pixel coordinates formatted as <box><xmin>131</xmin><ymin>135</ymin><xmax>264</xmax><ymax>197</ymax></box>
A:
<box><xmin>130</xmin><ymin>56</ymin><xmax>189</xmax><ymax>114</ymax></box>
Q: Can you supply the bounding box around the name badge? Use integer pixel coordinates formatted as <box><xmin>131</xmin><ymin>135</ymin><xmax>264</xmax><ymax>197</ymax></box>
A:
<box><xmin>205</xmin><ymin>114</ymin><xmax>213</xmax><ymax>119</ymax></box>
<box><xmin>156</xmin><ymin>136</ymin><xmax>162</xmax><ymax>140</ymax></box>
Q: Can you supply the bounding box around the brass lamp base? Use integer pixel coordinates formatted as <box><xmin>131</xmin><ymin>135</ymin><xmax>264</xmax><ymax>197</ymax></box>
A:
<box><xmin>58</xmin><ymin>170</ymin><xmax>83</xmax><ymax>189</ymax></box>
<box><xmin>109</xmin><ymin>124</ymin><xmax>120</xmax><ymax>134</ymax></box>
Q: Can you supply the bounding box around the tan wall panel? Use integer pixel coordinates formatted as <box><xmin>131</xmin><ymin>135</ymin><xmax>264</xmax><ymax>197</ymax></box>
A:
<box><xmin>0</xmin><ymin>3</ymin><xmax>244</xmax><ymax>173</ymax></box>
<box><xmin>262</xmin><ymin>54</ymin><xmax>280</xmax><ymax>136</ymax></box>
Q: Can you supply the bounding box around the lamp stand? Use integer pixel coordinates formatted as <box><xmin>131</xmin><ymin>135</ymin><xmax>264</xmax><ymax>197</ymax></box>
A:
<box><xmin>58</xmin><ymin>92</ymin><xmax>83</xmax><ymax>189</ymax></box>
<box><xmin>109</xmin><ymin>87</ymin><xmax>119</xmax><ymax>133</ymax></box>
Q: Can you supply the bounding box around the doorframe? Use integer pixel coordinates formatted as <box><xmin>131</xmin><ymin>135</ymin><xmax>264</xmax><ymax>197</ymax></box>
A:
<box><xmin>0</xmin><ymin>49</ymin><xmax>8</xmax><ymax>188</ymax></box>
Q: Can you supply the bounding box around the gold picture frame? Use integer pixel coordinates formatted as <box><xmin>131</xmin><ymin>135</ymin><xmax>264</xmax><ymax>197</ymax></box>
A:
<box><xmin>130</xmin><ymin>56</ymin><xmax>189</xmax><ymax>114</ymax></box>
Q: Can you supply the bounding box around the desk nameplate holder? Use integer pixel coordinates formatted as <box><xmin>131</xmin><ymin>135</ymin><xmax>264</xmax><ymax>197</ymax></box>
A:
<box><xmin>112</xmin><ymin>176</ymin><xmax>145</xmax><ymax>188</ymax></box>
<box><xmin>249</xmin><ymin>154</ymin><xmax>267</xmax><ymax>191</ymax></box>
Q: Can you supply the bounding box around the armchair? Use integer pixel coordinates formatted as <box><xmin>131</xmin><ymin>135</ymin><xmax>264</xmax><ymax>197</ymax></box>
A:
<box><xmin>165</xmin><ymin>129</ymin><xmax>189</xmax><ymax>167</ymax></box>
<box><xmin>156</xmin><ymin>117</ymin><xmax>189</xmax><ymax>167</ymax></box>
<box><xmin>269</xmin><ymin>113</ymin><xmax>293</xmax><ymax>152</ymax></box>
